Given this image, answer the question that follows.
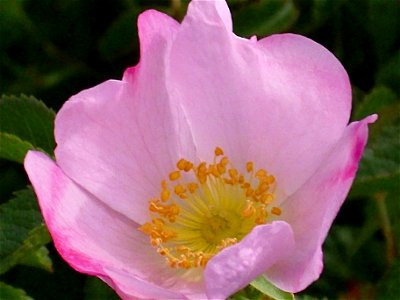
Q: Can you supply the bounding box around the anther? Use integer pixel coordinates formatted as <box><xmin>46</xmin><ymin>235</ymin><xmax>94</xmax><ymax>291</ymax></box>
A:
<box><xmin>174</xmin><ymin>184</ymin><xmax>186</xmax><ymax>195</ymax></box>
<box><xmin>271</xmin><ymin>207</ymin><xmax>282</xmax><ymax>216</ymax></box>
<box><xmin>220</xmin><ymin>157</ymin><xmax>229</xmax><ymax>166</ymax></box>
<box><xmin>169</xmin><ymin>171</ymin><xmax>181</xmax><ymax>181</ymax></box>
<box><xmin>187</xmin><ymin>182</ymin><xmax>198</xmax><ymax>193</ymax></box>
<box><xmin>161</xmin><ymin>189</ymin><xmax>170</xmax><ymax>202</ymax></box>
<box><xmin>177</xmin><ymin>159</ymin><xmax>187</xmax><ymax>170</ymax></box>
<box><xmin>246</xmin><ymin>162</ymin><xmax>254</xmax><ymax>172</ymax></box>
<box><xmin>255</xmin><ymin>169</ymin><xmax>267</xmax><ymax>178</ymax></box>
<box><xmin>215</xmin><ymin>147</ymin><xmax>224</xmax><ymax>156</ymax></box>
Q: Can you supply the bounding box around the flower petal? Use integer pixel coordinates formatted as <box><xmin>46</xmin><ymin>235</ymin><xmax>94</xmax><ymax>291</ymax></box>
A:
<box><xmin>101</xmin><ymin>268</ymin><xmax>186</xmax><ymax>300</ymax></box>
<box><xmin>24</xmin><ymin>151</ymin><xmax>185</xmax><ymax>299</ymax></box>
<box><xmin>188</xmin><ymin>0</ymin><xmax>232</xmax><ymax>31</ymax></box>
<box><xmin>169</xmin><ymin>0</ymin><xmax>351</xmax><ymax>196</ymax></box>
<box><xmin>265</xmin><ymin>115</ymin><xmax>377</xmax><ymax>292</ymax></box>
<box><xmin>54</xmin><ymin>10</ymin><xmax>196</xmax><ymax>224</ymax></box>
<box><xmin>204</xmin><ymin>221</ymin><xmax>295</xmax><ymax>299</ymax></box>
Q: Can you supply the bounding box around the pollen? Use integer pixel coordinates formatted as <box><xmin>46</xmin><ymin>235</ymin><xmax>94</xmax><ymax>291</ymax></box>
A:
<box><xmin>139</xmin><ymin>147</ymin><xmax>281</xmax><ymax>270</ymax></box>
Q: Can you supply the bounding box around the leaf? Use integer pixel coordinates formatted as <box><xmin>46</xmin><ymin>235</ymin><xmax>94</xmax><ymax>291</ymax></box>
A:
<box><xmin>353</xmin><ymin>86</ymin><xmax>397</xmax><ymax>120</ymax></box>
<box><xmin>367</xmin><ymin>0</ymin><xmax>400</xmax><ymax>65</ymax></box>
<box><xmin>250</xmin><ymin>276</ymin><xmax>294</xmax><ymax>300</ymax></box>
<box><xmin>18</xmin><ymin>246</ymin><xmax>53</xmax><ymax>272</ymax></box>
<box><xmin>293</xmin><ymin>0</ymin><xmax>346</xmax><ymax>34</ymax></box>
<box><xmin>0</xmin><ymin>95</ymin><xmax>55</xmax><ymax>155</ymax></box>
<box><xmin>0</xmin><ymin>164</ymin><xmax>27</xmax><ymax>202</ymax></box>
<box><xmin>0</xmin><ymin>282</ymin><xmax>33</xmax><ymax>300</ymax></box>
<box><xmin>350</xmin><ymin>86</ymin><xmax>400</xmax><ymax>197</ymax></box>
<box><xmin>0</xmin><ymin>188</ymin><xmax>51</xmax><ymax>274</ymax></box>
<box><xmin>229</xmin><ymin>284</ymin><xmax>264</xmax><ymax>300</ymax></box>
<box><xmin>233</xmin><ymin>0</ymin><xmax>298</xmax><ymax>37</ymax></box>
<box><xmin>0</xmin><ymin>0</ymin><xmax>33</xmax><ymax>50</ymax></box>
<box><xmin>98</xmin><ymin>7</ymin><xmax>139</xmax><ymax>62</ymax></box>
<box><xmin>84</xmin><ymin>277</ymin><xmax>119</xmax><ymax>300</ymax></box>
<box><xmin>377</xmin><ymin>51</ymin><xmax>400</xmax><ymax>96</ymax></box>
<box><xmin>0</xmin><ymin>132</ymin><xmax>35</xmax><ymax>163</ymax></box>
<box><xmin>352</xmin><ymin>113</ymin><xmax>400</xmax><ymax>196</ymax></box>
<box><xmin>377</xmin><ymin>259</ymin><xmax>400</xmax><ymax>299</ymax></box>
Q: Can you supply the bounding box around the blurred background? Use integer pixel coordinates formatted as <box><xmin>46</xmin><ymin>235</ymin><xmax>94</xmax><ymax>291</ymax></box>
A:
<box><xmin>0</xmin><ymin>0</ymin><xmax>399</xmax><ymax>299</ymax></box>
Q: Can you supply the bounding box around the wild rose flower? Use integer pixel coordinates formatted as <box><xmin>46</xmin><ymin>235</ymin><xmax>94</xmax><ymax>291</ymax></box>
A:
<box><xmin>24</xmin><ymin>0</ymin><xmax>376</xmax><ymax>299</ymax></box>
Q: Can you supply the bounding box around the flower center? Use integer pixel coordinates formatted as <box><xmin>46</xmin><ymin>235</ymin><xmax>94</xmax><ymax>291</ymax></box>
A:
<box><xmin>139</xmin><ymin>147</ymin><xmax>282</xmax><ymax>269</ymax></box>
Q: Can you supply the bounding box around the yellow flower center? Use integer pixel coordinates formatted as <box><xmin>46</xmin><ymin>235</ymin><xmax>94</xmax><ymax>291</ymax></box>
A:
<box><xmin>139</xmin><ymin>147</ymin><xmax>281</xmax><ymax>270</ymax></box>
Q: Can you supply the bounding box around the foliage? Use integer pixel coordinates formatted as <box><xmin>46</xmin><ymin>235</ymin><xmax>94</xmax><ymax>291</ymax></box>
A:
<box><xmin>0</xmin><ymin>0</ymin><xmax>399</xmax><ymax>299</ymax></box>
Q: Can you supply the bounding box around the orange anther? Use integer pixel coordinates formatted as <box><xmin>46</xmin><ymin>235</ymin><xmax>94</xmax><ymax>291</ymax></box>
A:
<box><xmin>220</xmin><ymin>157</ymin><xmax>229</xmax><ymax>166</ymax></box>
<box><xmin>215</xmin><ymin>147</ymin><xmax>224</xmax><ymax>156</ymax></box>
<box><xmin>260</xmin><ymin>193</ymin><xmax>274</xmax><ymax>204</ymax></box>
<box><xmin>177</xmin><ymin>159</ymin><xmax>187</xmax><ymax>170</ymax></box>
<box><xmin>271</xmin><ymin>207</ymin><xmax>282</xmax><ymax>216</ymax></box>
<box><xmin>161</xmin><ymin>180</ymin><xmax>167</xmax><ymax>189</ymax></box>
<box><xmin>161</xmin><ymin>189</ymin><xmax>170</xmax><ymax>201</ymax></box>
<box><xmin>229</xmin><ymin>168</ymin><xmax>238</xmax><ymax>179</ymax></box>
<box><xmin>255</xmin><ymin>169</ymin><xmax>267</xmax><ymax>178</ymax></box>
<box><xmin>169</xmin><ymin>171</ymin><xmax>181</xmax><ymax>181</ymax></box>
<box><xmin>217</xmin><ymin>164</ymin><xmax>226</xmax><ymax>174</ymax></box>
<box><xmin>184</xmin><ymin>162</ymin><xmax>193</xmax><ymax>172</ymax></box>
<box><xmin>187</xmin><ymin>182</ymin><xmax>199</xmax><ymax>193</ymax></box>
<box><xmin>266</xmin><ymin>175</ymin><xmax>275</xmax><ymax>184</ymax></box>
<box><xmin>174</xmin><ymin>184</ymin><xmax>186</xmax><ymax>195</ymax></box>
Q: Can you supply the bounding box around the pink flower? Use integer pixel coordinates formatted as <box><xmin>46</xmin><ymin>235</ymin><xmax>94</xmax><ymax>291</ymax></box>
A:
<box><xmin>24</xmin><ymin>1</ymin><xmax>376</xmax><ymax>299</ymax></box>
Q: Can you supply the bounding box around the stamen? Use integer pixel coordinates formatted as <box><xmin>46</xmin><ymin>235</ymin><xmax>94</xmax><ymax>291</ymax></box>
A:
<box><xmin>140</xmin><ymin>147</ymin><xmax>281</xmax><ymax>270</ymax></box>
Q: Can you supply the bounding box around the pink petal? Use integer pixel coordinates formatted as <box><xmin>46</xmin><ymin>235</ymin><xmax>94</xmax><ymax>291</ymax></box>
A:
<box><xmin>188</xmin><ymin>0</ymin><xmax>232</xmax><ymax>32</ymax></box>
<box><xmin>54</xmin><ymin>9</ymin><xmax>196</xmax><ymax>224</ymax></box>
<box><xmin>204</xmin><ymin>221</ymin><xmax>295</xmax><ymax>299</ymax></box>
<box><xmin>24</xmin><ymin>151</ymin><xmax>185</xmax><ymax>299</ymax></box>
<box><xmin>101</xmin><ymin>268</ymin><xmax>185</xmax><ymax>300</ymax></box>
<box><xmin>265</xmin><ymin>115</ymin><xmax>377</xmax><ymax>292</ymax></box>
<box><xmin>169</xmin><ymin>0</ymin><xmax>351</xmax><ymax>197</ymax></box>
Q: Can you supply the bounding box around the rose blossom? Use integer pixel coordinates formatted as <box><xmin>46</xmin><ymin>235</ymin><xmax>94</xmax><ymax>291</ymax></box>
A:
<box><xmin>24</xmin><ymin>0</ymin><xmax>376</xmax><ymax>299</ymax></box>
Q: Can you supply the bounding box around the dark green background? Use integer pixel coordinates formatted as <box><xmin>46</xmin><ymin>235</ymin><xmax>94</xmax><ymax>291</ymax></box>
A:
<box><xmin>0</xmin><ymin>0</ymin><xmax>399</xmax><ymax>299</ymax></box>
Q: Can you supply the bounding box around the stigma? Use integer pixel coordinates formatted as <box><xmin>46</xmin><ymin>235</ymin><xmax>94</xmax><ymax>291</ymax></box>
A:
<box><xmin>139</xmin><ymin>147</ymin><xmax>281</xmax><ymax>269</ymax></box>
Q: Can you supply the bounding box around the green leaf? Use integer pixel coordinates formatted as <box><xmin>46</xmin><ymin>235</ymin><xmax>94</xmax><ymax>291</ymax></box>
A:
<box><xmin>0</xmin><ymin>188</ymin><xmax>51</xmax><ymax>274</ymax></box>
<box><xmin>353</xmin><ymin>86</ymin><xmax>397</xmax><ymax>120</ymax></box>
<box><xmin>0</xmin><ymin>95</ymin><xmax>55</xmax><ymax>155</ymax></box>
<box><xmin>98</xmin><ymin>7</ymin><xmax>139</xmax><ymax>62</ymax></box>
<box><xmin>250</xmin><ymin>276</ymin><xmax>294</xmax><ymax>300</ymax></box>
<box><xmin>0</xmin><ymin>282</ymin><xmax>33</xmax><ymax>300</ymax></box>
<box><xmin>0</xmin><ymin>132</ymin><xmax>35</xmax><ymax>163</ymax></box>
<box><xmin>352</xmin><ymin>110</ymin><xmax>400</xmax><ymax>196</ymax></box>
<box><xmin>229</xmin><ymin>284</ymin><xmax>264</xmax><ymax>300</ymax></box>
<box><xmin>0</xmin><ymin>164</ymin><xmax>27</xmax><ymax>202</ymax></box>
<box><xmin>84</xmin><ymin>277</ymin><xmax>119</xmax><ymax>300</ymax></box>
<box><xmin>377</xmin><ymin>259</ymin><xmax>400</xmax><ymax>299</ymax></box>
<box><xmin>296</xmin><ymin>0</ymin><xmax>346</xmax><ymax>34</ymax></box>
<box><xmin>233</xmin><ymin>0</ymin><xmax>298</xmax><ymax>37</ymax></box>
<box><xmin>350</xmin><ymin>86</ymin><xmax>400</xmax><ymax>197</ymax></box>
<box><xmin>18</xmin><ymin>246</ymin><xmax>53</xmax><ymax>272</ymax></box>
<box><xmin>367</xmin><ymin>0</ymin><xmax>400</xmax><ymax>65</ymax></box>
<box><xmin>377</xmin><ymin>51</ymin><xmax>400</xmax><ymax>96</ymax></box>
<box><xmin>0</xmin><ymin>0</ymin><xmax>33</xmax><ymax>50</ymax></box>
